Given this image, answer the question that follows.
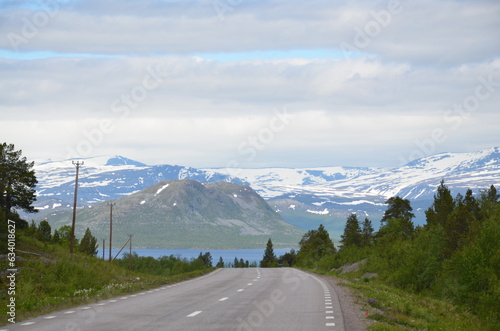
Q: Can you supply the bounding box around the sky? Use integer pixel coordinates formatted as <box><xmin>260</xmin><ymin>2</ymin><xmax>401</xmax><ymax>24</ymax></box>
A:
<box><xmin>1</xmin><ymin>0</ymin><xmax>499</xmax><ymax>169</ymax></box>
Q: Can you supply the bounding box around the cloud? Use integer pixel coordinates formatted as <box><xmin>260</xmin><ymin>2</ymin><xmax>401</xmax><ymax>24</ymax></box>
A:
<box><xmin>0</xmin><ymin>0</ymin><xmax>499</xmax><ymax>168</ymax></box>
<box><xmin>0</xmin><ymin>0</ymin><xmax>498</xmax><ymax>65</ymax></box>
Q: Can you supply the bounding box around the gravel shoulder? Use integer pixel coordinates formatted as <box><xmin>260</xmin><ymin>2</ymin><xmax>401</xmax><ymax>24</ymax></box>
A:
<box><xmin>316</xmin><ymin>273</ymin><xmax>373</xmax><ymax>331</ymax></box>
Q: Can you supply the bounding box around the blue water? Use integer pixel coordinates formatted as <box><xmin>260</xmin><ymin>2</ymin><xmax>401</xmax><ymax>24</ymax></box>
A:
<box><xmin>97</xmin><ymin>248</ymin><xmax>294</xmax><ymax>265</ymax></box>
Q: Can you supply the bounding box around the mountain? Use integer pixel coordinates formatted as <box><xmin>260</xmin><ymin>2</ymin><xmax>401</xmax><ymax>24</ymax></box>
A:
<box><xmin>33</xmin><ymin>155</ymin><xmax>245</xmax><ymax>216</ymax></box>
<box><xmin>204</xmin><ymin>147</ymin><xmax>500</xmax><ymax>234</ymax></box>
<box><xmin>32</xmin><ymin>147</ymin><xmax>500</xmax><ymax>242</ymax></box>
<box><xmin>43</xmin><ymin>179</ymin><xmax>304</xmax><ymax>249</ymax></box>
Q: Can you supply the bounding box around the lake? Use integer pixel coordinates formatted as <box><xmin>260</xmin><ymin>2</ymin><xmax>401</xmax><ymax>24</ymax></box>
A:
<box><xmin>97</xmin><ymin>248</ymin><xmax>295</xmax><ymax>265</ymax></box>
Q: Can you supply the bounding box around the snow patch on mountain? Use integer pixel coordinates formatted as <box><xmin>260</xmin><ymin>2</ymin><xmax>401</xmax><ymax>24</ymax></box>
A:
<box><xmin>155</xmin><ymin>183</ymin><xmax>170</xmax><ymax>196</ymax></box>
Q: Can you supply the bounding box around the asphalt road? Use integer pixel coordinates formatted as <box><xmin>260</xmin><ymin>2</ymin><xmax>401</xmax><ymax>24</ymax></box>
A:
<box><xmin>2</xmin><ymin>268</ymin><xmax>345</xmax><ymax>331</ymax></box>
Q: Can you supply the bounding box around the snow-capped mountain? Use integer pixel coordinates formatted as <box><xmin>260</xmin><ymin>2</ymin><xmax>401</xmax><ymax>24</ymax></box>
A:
<box><xmin>204</xmin><ymin>147</ymin><xmax>500</xmax><ymax>233</ymax></box>
<box><xmin>31</xmin><ymin>147</ymin><xmax>500</xmax><ymax>240</ymax></box>
<box><xmin>33</xmin><ymin>155</ymin><xmax>245</xmax><ymax>213</ymax></box>
<box><xmin>206</xmin><ymin>147</ymin><xmax>500</xmax><ymax>202</ymax></box>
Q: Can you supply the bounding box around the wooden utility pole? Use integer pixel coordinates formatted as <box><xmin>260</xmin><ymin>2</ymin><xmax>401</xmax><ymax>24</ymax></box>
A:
<box><xmin>70</xmin><ymin>161</ymin><xmax>84</xmax><ymax>254</ymax></box>
<box><xmin>129</xmin><ymin>234</ymin><xmax>133</xmax><ymax>270</ymax></box>
<box><xmin>108</xmin><ymin>202</ymin><xmax>116</xmax><ymax>262</ymax></box>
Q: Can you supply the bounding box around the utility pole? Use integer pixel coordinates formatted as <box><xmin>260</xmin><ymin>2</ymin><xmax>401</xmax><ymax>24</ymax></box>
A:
<box><xmin>108</xmin><ymin>202</ymin><xmax>116</xmax><ymax>262</ymax></box>
<box><xmin>70</xmin><ymin>161</ymin><xmax>84</xmax><ymax>254</ymax></box>
<box><xmin>102</xmin><ymin>239</ymin><xmax>105</xmax><ymax>260</ymax></box>
<box><xmin>129</xmin><ymin>234</ymin><xmax>133</xmax><ymax>270</ymax></box>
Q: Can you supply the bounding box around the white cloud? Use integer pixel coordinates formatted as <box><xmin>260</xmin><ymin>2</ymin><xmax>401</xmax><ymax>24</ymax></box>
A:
<box><xmin>0</xmin><ymin>0</ymin><xmax>499</xmax><ymax>168</ymax></box>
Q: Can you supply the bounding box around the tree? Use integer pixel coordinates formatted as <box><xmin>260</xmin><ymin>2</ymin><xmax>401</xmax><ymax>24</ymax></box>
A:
<box><xmin>361</xmin><ymin>217</ymin><xmax>374</xmax><ymax>247</ymax></box>
<box><xmin>216</xmin><ymin>256</ymin><xmax>224</xmax><ymax>268</ymax></box>
<box><xmin>485</xmin><ymin>184</ymin><xmax>499</xmax><ymax>203</ymax></box>
<box><xmin>57</xmin><ymin>225</ymin><xmax>75</xmax><ymax>246</ymax></box>
<box><xmin>78</xmin><ymin>228</ymin><xmax>98</xmax><ymax>256</ymax></box>
<box><xmin>260</xmin><ymin>238</ymin><xmax>277</xmax><ymax>268</ymax></box>
<box><xmin>479</xmin><ymin>185</ymin><xmax>499</xmax><ymax>219</ymax></box>
<box><xmin>298</xmin><ymin>224</ymin><xmax>336</xmax><ymax>261</ymax></box>
<box><xmin>278</xmin><ymin>249</ymin><xmax>297</xmax><ymax>267</ymax></box>
<box><xmin>197</xmin><ymin>252</ymin><xmax>213</xmax><ymax>268</ymax></box>
<box><xmin>52</xmin><ymin>229</ymin><xmax>61</xmax><ymax>244</ymax></box>
<box><xmin>37</xmin><ymin>220</ymin><xmax>52</xmax><ymax>242</ymax></box>
<box><xmin>340</xmin><ymin>214</ymin><xmax>362</xmax><ymax>248</ymax></box>
<box><xmin>381</xmin><ymin>196</ymin><xmax>415</xmax><ymax>224</ymax></box>
<box><xmin>425</xmin><ymin>180</ymin><xmax>455</xmax><ymax>228</ymax></box>
<box><xmin>0</xmin><ymin>143</ymin><xmax>38</xmax><ymax>222</ymax></box>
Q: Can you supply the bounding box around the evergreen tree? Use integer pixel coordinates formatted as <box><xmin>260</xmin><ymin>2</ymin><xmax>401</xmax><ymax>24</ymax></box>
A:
<box><xmin>216</xmin><ymin>256</ymin><xmax>224</xmax><ymax>268</ymax></box>
<box><xmin>340</xmin><ymin>214</ymin><xmax>362</xmax><ymax>248</ymax></box>
<box><xmin>425</xmin><ymin>180</ymin><xmax>455</xmax><ymax>228</ymax></box>
<box><xmin>0</xmin><ymin>143</ymin><xmax>38</xmax><ymax>227</ymax></box>
<box><xmin>52</xmin><ymin>229</ymin><xmax>61</xmax><ymax>244</ymax></box>
<box><xmin>444</xmin><ymin>202</ymin><xmax>474</xmax><ymax>258</ymax></box>
<box><xmin>381</xmin><ymin>196</ymin><xmax>415</xmax><ymax>224</ymax></box>
<box><xmin>260</xmin><ymin>238</ymin><xmax>277</xmax><ymax>268</ymax></box>
<box><xmin>361</xmin><ymin>217</ymin><xmax>374</xmax><ymax>247</ymax></box>
<box><xmin>298</xmin><ymin>224</ymin><xmax>336</xmax><ymax>261</ymax></box>
<box><xmin>37</xmin><ymin>220</ymin><xmax>52</xmax><ymax>242</ymax></box>
<box><xmin>233</xmin><ymin>257</ymin><xmax>240</xmax><ymax>268</ymax></box>
<box><xmin>479</xmin><ymin>185</ymin><xmax>499</xmax><ymax>218</ymax></box>
<box><xmin>486</xmin><ymin>184</ymin><xmax>499</xmax><ymax>203</ymax></box>
<box><xmin>78</xmin><ymin>228</ymin><xmax>98</xmax><ymax>256</ymax></box>
<box><xmin>197</xmin><ymin>252</ymin><xmax>213</xmax><ymax>268</ymax></box>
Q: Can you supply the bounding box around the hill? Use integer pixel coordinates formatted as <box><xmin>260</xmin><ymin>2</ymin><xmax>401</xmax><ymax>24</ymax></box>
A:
<box><xmin>32</xmin><ymin>147</ymin><xmax>500</xmax><ymax>241</ymax></box>
<box><xmin>43</xmin><ymin>179</ymin><xmax>304</xmax><ymax>249</ymax></box>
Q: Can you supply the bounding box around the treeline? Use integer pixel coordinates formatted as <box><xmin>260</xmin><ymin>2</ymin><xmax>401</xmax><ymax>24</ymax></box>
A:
<box><xmin>291</xmin><ymin>181</ymin><xmax>500</xmax><ymax>326</ymax></box>
<box><xmin>22</xmin><ymin>221</ymin><xmax>99</xmax><ymax>256</ymax></box>
<box><xmin>115</xmin><ymin>251</ymin><xmax>214</xmax><ymax>276</ymax></box>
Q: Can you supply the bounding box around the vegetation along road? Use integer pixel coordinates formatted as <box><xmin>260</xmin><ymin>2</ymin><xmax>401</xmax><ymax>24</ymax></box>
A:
<box><xmin>0</xmin><ymin>268</ymin><xmax>367</xmax><ymax>331</ymax></box>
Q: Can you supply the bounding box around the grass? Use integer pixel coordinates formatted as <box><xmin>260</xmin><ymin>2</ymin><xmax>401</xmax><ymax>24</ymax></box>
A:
<box><xmin>309</xmin><ymin>269</ymin><xmax>493</xmax><ymax>331</ymax></box>
<box><xmin>0</xmin><ymin>234</ymin><xmax>215</xmax><ymax>326</ymax></box>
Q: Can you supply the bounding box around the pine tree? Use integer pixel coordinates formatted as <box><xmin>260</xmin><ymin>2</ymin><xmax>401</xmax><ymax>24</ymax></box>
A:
<box><xmin>298</xmin><ymin>224</ymin><xmax>336</xmax><ymax>261</ymax></box>
<box><xmin>216</xmin><ymin>256</ymin><xmax>224</xmax><ymax>268</ymax></box>
<box><xmin>260</xmin><ymin>238</ymin><xmax>277</xmax><ymax>268</ymax></box>
<box><xmin>425</xmin><ymin>180</ymin><xmax>455</xmax><ymax>228</ymax></box>
<box><xmin>361</xmin><ymin>217</ymin><xmax>374</xmax><ymax>247</ymax></box>
<box><xmin>197</xmin><ymin>252</ymin><xmax>213</xmax><ymax>268</ymax></box>
<box><xmin>381</xmin><ymin>196</ymin><xmax>415</xmax><ymax>224</ymax></box>
<box><xmin>52</xmin><ymin>230</ymin><xmax>61</xmax><ymax>244</ymax></box>
<box><xmin>37</xmin><ymin>220</ymin><xmax>52</xmax><ymax>242</ymax></box>
<box><xmin>0</xmin><ymin>143</ymin><xmax>38</xmax><ymax>226</ymax></box>
<box><xmin>486</xmin><ymin>184</ymin><xmax>499</xmax><ymax>203</ymax></box>
<box><xmin>340</xmin><ymin>214</ymin><xmax>362</xmax><ymax>248</ymax></box>
<box><xmin>78</xmin><ymin>228</ymin><xmax>98</xmax><ymax>256</ymax></box>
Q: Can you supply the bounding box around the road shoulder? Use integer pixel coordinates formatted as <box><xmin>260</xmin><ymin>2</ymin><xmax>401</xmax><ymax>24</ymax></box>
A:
<box><xmin>315</xmin><ymin>273</ymin><xmax>373</xmax><ymax>331</ymax></box>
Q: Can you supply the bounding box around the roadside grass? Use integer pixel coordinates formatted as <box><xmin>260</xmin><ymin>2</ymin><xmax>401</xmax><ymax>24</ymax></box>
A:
<box><xmin>0</xmin><ymin>235</ymin><xmax>214</xmax><ymax>326</ymax></box>
<box><xmin>310</xmin><ymin>269</ymin><xmax>492</xmax><ymax>331</ymax></box>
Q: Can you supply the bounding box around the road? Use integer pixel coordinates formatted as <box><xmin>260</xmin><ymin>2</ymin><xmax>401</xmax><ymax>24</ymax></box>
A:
<box><xmin>1</xmin><ymin>268</ymin><xmax>346</xmax><ymax>331</ymax></box>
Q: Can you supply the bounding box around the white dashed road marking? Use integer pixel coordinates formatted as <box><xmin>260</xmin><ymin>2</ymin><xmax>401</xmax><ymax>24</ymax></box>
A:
<box><xmin>187</xmin><ymin>311</ymin><xmax>202</xmax><ymax>317</ymax></box>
